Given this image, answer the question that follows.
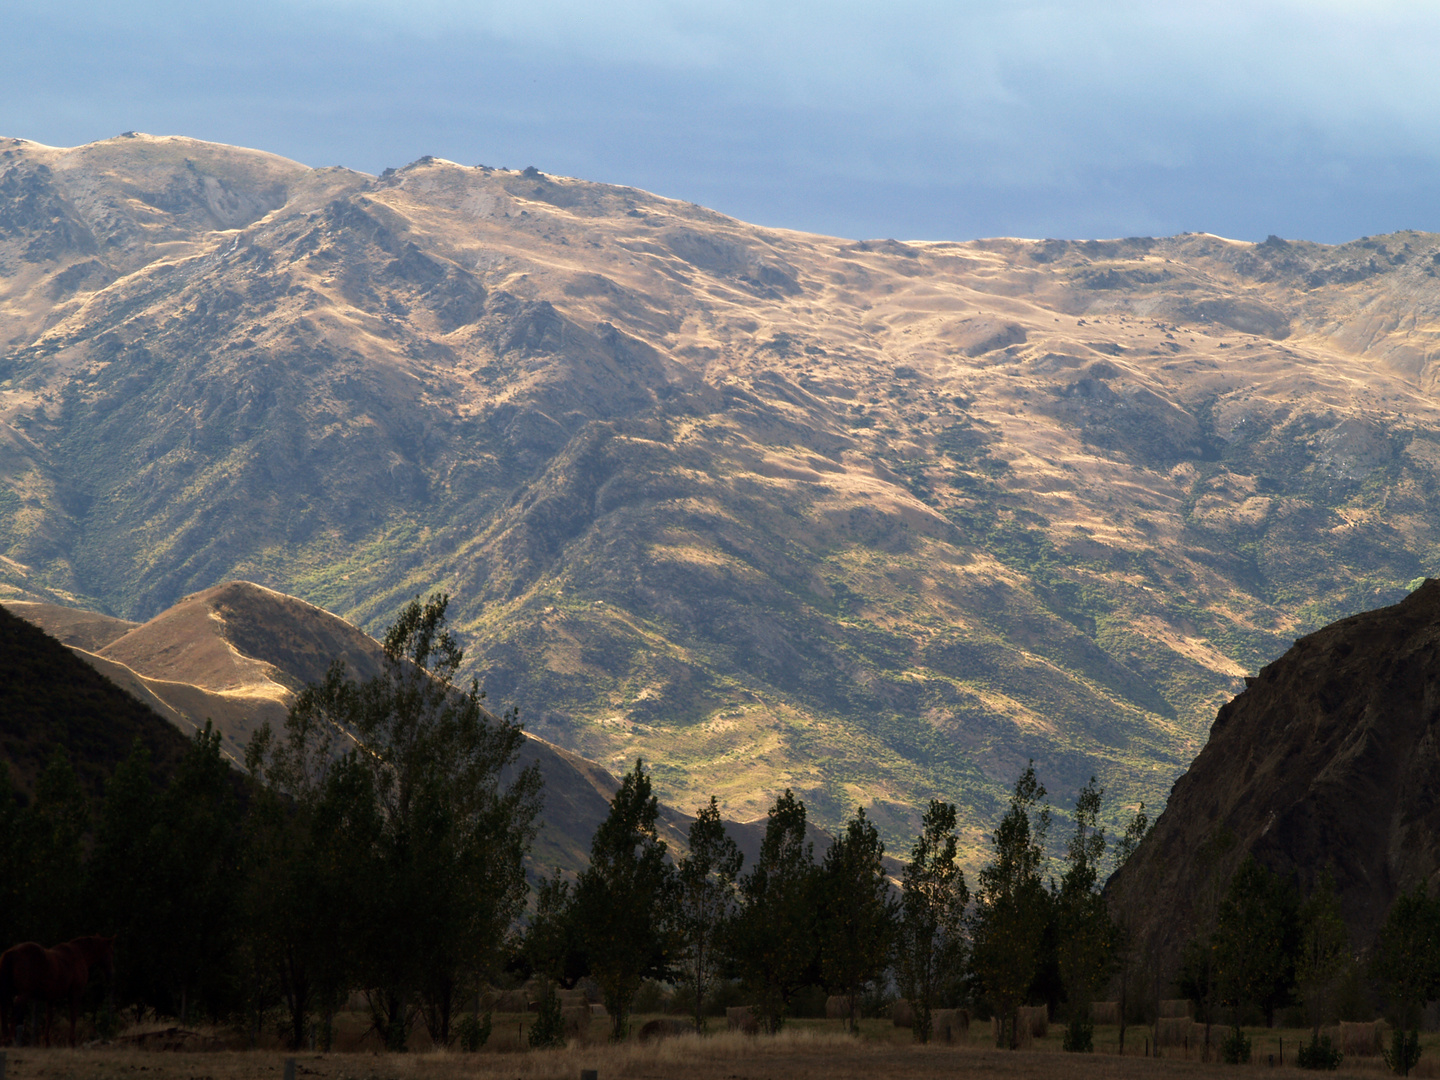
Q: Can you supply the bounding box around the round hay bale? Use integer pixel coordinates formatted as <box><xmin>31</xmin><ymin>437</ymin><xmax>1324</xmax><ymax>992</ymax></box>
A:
<box><xmin>726</xmin><ymin>1006</ymin><xmax>758</xmax><ymax>1034</ymax></box>
<box><xmin>1340</xmin><ymin>1020</ymin><xmax>1385</xmax><ymax>1057</ymax></box>
<box><xmin>1157</xmin><ymin>1017</ymin><xmax>1190</xmax><ymax>1047</ymax></box>
<box><xmin>561</xmin><ymin>1006</ymin><xmax>591</xmax><ymax>1035</ymax></box>
<box><xmin>825</xmin><ymin>995</ymin><xmax>849</xmax><ymax>1020</ymax></box>
<box><xmin>495</xmin><ymin>990</ymin><xmax>530</xmax><ymax>1014</ymax></box>
<box><xmin>993</xmin><ymin>1013</ymin><xmax>1034</xmax><ymax>1048</ymax></box>
<box><xmin>1091</xmin><ymin>1001</ymin><xmax>1119</xmax><ymax>1026</ymax></box>
<box><xmin>933</xmin><ymin>1008</ymin><xmax>969</xmax><ymax>1043</ymax></box>
<box><xmin>1018</xmin><ymin>1004</ymin><xmax>1048</xmax><ymax>1038</ymax></box>
<box><xmin>891</xmin><ymin>998</ymin><xmax>914</xmax><ymax>1028</ymax></box>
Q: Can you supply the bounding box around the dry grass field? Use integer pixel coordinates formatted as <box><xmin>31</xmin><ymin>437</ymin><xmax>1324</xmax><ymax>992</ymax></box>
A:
<box><xmin>3</xmin><ymin>1019</ymin><xmax>1435</xmax><ymax>1080</ymax></box>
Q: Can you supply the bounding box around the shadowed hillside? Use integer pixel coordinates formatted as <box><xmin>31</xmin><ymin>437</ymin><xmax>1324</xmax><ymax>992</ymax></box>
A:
<box><xmin>1108</xmin><ymin>578</ymin><xmax>1440</xmax><ymax>976</ymax></box>
<box><xmin>6</xmin><ymin>135</ymin><xmax>1440</xmax><ymax>850</ymax></box>
<box><xmin>5</xmin><ymin>582</ymin><xmax>834</xmax><ymax>875</ymax></box>
<box><xmin>0</xmin><ymin>603</ymin><xmax>190</xmax><ymax>802</ymax></box>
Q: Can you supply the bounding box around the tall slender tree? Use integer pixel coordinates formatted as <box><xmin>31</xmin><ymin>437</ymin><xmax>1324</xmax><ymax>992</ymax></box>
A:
<box><xmin>1296</xmin><ymin>868</ymin><xmax>1349</xmax><ymax>1042</ymax></box>
<box><xmin>730</xmin><ymin>789</ymin><xmax>819</xmax><ymax>1033</ymax></box>
<box><xmin>573</xmin><ymin>760</ymin><xmax>675</xmax><ymax>1040</ymax></box>
<box><xmin>1054</xmin><ymin>777</ymin><xmax>1113</xmax><ymax>1048</ymax></box>
<box><xmin>818</xmin><ymin>807</ymin><xmax>897</xmax><ymax>1034</ymax></box>
<box><xmin>676</xmin><ymin>797</ymin><xmax>743</xmax><ymax>1032</ymax></box>
<box><xmin>969</xmin><ymin>763</ymin><xmax>1050</xmax><ymax>1049</ymax></box>
<box><xmin>895</xmin><ymin>800</ymin><xmax>967</xmax><ymax>1043</ymax></box>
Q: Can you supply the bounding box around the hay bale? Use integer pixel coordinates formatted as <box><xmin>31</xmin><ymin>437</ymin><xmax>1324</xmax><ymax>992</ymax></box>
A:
<box><xmin>494</xmin><ymin>990</ymin><xmax>530</xmax><ymax>1014</ymax></box>
<box><xmin>726</xmin><ymin>1006</ymin><xmax>758</xmax><ymax>1034</ymax></box>
<box><xmin>933</xmin><ymin>1009</ymin><xmax>969</xmax><ymax>1043</ymax></box>
<box><xmin>638</xmin><ymin>1018</ymin><xmax>693</xmax><ymax>1043</ymax></box>
<box><xmin>825</xmin><ymin>995</ymin><xmax>850</xmax><ymax>1020</ymax></box>
<box><xmin>1160</xmin><ymin>998</ymin><xmax>1194</xmax><ymax>1019</ymax></box>
<box><xmin>589</xmin><ymin>1002</ymin><xmax>609</xmax><ymax>1019</ymax></box>
<box><xmin>1157</xmin><ymin>1017</ymin><xmax>1191</xmax><ymax>1047</ymax></box>
<box><xmin>992</xmin><ymin>1014</ymin><xmax>1034</xmax><ymax>1048</ymax></box>
<box><xmin>558</xmin><ymin>988</ymin><xmax>589</xmax><ymax>1006</ymax></box>
<box><xmin>1018</xmin><ymin>1004</ymin><xmax>1048</xmax><ymax>1038</ymax></box>
<box><xmin>561</xmin><ymin>1006</ymin><xmax>591</xmax><ymax>1036</ymax></box>
<box><xmin>1341</xmin><ymin>1020</ymin><xmax>1386</xmax><ymax>1057</ymax></box>
<box><xmin>1090</xmin><ymin>1001</ymin><xmax>1119</xmax><ymax>1025</ymax></box>
<box><xmin>1190</xmin><ymin>1021</ymin><xmax>1212</xmax><ymax>1050</ymax></box>
<box><xmin>891</xmin><ymin>998</ymin><xmax>914</xmax><ymax>1028</ymax></box>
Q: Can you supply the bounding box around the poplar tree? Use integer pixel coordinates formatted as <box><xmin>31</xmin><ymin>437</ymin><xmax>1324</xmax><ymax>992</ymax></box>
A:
<box><xmin>969</xmin><ymin>763</ymin><xmax>1050</xmax><ymax>1049</ymax></box>
<box><xmin>895</xmin><ymin>800</ymin><xmax>967</xmax><ymax>1043</ymax></box>
<box><xmin>1055</xmin><ymin>777</ymin><xmax>1113</xmax><ymax>1050</ymax></box>
<box><xmin>730</xmin><ymin>789</ymin><xmax>818</xmax><ymax>1033</ymax></box>
<box><xmin>573</xmin><ymin>760</ymin><xmax>675</xmax><ymax>1040</ymax></box>
<box><xmin>676</xmin><ymin>797</ymin><xmax>742</xmax><ymax>1032</ymax></box>
<box><xmin>819</xmin><ymin>807</ymin><xmax>897</xmax><ymax>1033</ymax></box>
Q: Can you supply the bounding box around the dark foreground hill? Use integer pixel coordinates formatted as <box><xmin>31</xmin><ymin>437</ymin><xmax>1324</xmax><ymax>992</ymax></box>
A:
<box><xmin>1107</xmin><ymin>578</ymin><xmax>1440</xmax><ymax>973</ymax></box>
<box><xmin>0</xmin><ymin>603</ymin><xmax>190</xmax><ymax>802</ymax></box>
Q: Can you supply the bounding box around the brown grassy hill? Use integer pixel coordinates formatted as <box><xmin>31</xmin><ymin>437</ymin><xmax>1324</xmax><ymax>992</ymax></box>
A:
<box><xmin>5</xmin><ymin>134</ymin><xmax>1440</xmax><ymax>851</ymax></box>
<box><xmin>4</xmin><ymin>581</ymin><xmax>808</xmax><ymax>874</ymax></box>
<box><xmin>1107</xmin><ymin>578</ymin><xmax>1440</xmax><ymax>976</ymax></box>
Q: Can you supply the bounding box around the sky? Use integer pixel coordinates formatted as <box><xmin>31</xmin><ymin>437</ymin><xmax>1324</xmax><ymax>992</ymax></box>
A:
<box><xmin>6</xmin><ymin>0</ymin><xmax>1440</xmax><ymax>244</ymax></box>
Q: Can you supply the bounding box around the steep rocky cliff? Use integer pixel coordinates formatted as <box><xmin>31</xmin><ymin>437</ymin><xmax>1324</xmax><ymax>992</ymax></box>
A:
<box><xmin>1108</xmin><ymin>579</ymin><xmax>1440</xmax><ymax>971</ymax></box>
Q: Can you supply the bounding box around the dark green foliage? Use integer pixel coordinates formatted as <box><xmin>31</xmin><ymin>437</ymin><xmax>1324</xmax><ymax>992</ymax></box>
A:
<box><xmin>895</xmin><ymin>800</ymin><xmax>966</xmax><ymax>1043</ymax></box>
<box><xmin>1062</xmin><ymin>1012</ymin><xmax>1094</xmax><ymax>1053</ymax></box>
<box><xmin>1221</xmin><ymin>1024</ymin><xmax>1252</xmax><ymax>1064</ymax></box>
<box><xmin>1213</xmin><ymin>857</ymin><xmax>1299</xmax><ymax>1027</ymax></box>
<box><xmin>149</xmin><ymin>723</ymin><xmax>244</xmax><ymax>1024</ymax></box>
<box><xmin>729</xmin><ymin>789</ymin><xmax>819</xmax><ymax>1033</ymax></box>
<box><xmin>969</xmin><ymin>764</ymin><xmax>1050</xmax><ymax>1049</ymax></box>
<box><xmin>1297</xmin><ymin>869</ymin><xmax>1349</xmax><ymax>1037</ymax></box>
<box><xmin>1372</xmin><ymin>885</ymin><xmax>1440</xmax><ymax>1030</ymax></box>
<box><xmin>527</xmin><ymin>983</ymin><xmax>566</xmax><ymax>1048</ymax></box>
<box><xmin>573</xmin><ymin>760</ymin><xmax>675</xmax><ymax>1040</ymax></box>
<box><xmin>245</xmin><ymin>594</ymin><xmax>541</xmax><ymax>1051</ymax></box>
<box><xmin>676</xmin><ymin>797</ymin><xmax>742</xmax><ymax>1033</ymax></box>
<box><xmin>1384</xmin><ymin>1027</ymin><xmax>1423</xmax><ymax>1076</ymax></box>
<box><xmin>1297</xmin><ymin>1033</ymin><xmax>1343</xmax><ymax>1070</ymax></box>
<box><xmin>456</xmin><ymin>1009</ymin><xmax>492</xmax><ymax>1051</ymax></box>
<box><xmin>817</xmin><ymin>807</ymin><xmax>896</xmax><ymax>1034</ymax></box>
<box><xmin>1055</xmin><ymin>778</ymin><xmax>1114</xmax><ymax>1024</ymax></box>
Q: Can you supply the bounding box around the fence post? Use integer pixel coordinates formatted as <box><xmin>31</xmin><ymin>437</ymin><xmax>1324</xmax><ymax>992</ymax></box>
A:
<box><xmin>581</xmin><ymin>1070</ymin><xmax>598</xmax><ymax>1080</ymax></box>
<box><xmin>283</xmin><ymin>1056</ymin><xmax>296</xmax><ymax>1080</ymax></box>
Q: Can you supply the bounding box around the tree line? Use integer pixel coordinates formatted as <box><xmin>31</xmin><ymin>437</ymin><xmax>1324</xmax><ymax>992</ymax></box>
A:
<box><xmin>5</xmin><ymin>591</ymin><xmax>1434</xmax><ymax>1062</ymax></box>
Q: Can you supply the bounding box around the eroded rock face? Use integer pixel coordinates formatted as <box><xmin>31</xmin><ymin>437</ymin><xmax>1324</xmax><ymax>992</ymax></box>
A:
<box><xmin>1108</xmin><ymin>579</ymin><xmax>1440</xmax><ymax>972</ymax></box>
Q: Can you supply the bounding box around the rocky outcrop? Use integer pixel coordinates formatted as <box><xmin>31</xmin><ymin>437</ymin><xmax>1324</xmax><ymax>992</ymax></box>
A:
<box><xmin>1108</xmin><ymin>579</ymin><xmax>1440</xmax><ymax>972</ymax></box>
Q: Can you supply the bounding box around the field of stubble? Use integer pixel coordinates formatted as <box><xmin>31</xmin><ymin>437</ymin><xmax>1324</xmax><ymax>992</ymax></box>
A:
<box><xmin>2</xmin><ymin>1019</ymin><xmax>1434</xmax><ymax>1080</ymax></box>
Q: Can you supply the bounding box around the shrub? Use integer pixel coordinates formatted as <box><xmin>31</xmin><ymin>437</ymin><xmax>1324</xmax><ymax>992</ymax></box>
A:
<box><xmin>529</xmin><ymin>992</ymin><xmax>566</xmax><ymax>1049</ymax></box>
<box><xmin>1383</xmin><ymin>1028</ymin><xmax>1422</xmax><ymax>1076</ymax></box>
<box><xmin>457</xmin><ymin>1010</ymin><xmax>492</xmax><ymax>1052</ymax></box>
<box><xmin>1297</xmin><ymin>1033</ymin><xmax>1342</xmax><ymax>1070</ymax></box>
<box><xmin>1063</xmin><ymin>1013</ymin><xmax>1094</xmax><ymax>1052</ymax></box>
<box><xmin>1222</xmin><ymin>1024</ymin><xmax>1252</xmax><ymax>1064</ymax></box>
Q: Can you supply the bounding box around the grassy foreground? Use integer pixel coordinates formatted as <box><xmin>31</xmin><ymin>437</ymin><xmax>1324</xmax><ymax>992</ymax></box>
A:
<box><xmin>1</xmin><ymin>1020</ymin><xmax>1434</xmax><ymax>1080</ymax></box>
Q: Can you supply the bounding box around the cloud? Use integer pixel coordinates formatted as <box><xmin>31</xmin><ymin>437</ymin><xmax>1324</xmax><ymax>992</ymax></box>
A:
<box><xmin>5</xmin><ymin>0</ymin><xmax>1440</xmax><ymax>241</ymax></box>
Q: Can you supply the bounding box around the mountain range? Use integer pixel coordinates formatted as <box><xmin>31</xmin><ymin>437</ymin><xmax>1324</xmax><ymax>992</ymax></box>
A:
<box><xmin>4</xmin><ymin>133</ymin><xmax>1440</xmax><ymax>853</ymax></box>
